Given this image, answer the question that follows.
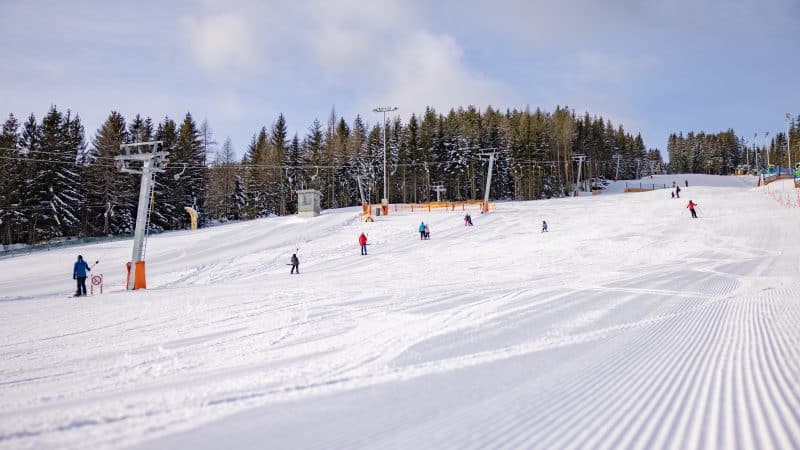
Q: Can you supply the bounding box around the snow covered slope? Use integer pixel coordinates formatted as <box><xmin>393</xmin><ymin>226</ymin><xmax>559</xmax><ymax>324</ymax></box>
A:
<box><xmin>1</xmin><ymin>175</ymin><xmax>799</xmax><ymax>450</ymax></box>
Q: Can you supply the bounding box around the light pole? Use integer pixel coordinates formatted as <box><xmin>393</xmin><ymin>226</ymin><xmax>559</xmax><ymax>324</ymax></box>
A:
<box><xmin>786</xmin><ymin>113</ymin><xmax>792</xmax><ymax>171</ymax></box>
<box><xmin>765</xmin><ymin>131</ymin><xmax>770</xmax><ymax>169</ymax></box>
<box><xmin>373</xmin><ymin>106</ymin><xmax>398</xmax><ymax>208</ymax></box>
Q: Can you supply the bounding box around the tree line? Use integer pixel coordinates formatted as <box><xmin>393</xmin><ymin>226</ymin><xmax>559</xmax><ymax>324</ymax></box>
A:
<box><xmin>668</xmin><ymin>116</ymin><xmax>799</xmax><ymax>174</ymax></box>
<box><xmin>1</xmin><ymin>104</ymin><xmax>662</xmax><ymax>246</ymax></box>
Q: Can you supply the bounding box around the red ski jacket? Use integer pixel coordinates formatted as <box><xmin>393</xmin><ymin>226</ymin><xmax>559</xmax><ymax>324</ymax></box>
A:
<box><xmin>359</xmin><ymin>234</ymin><xmax>368</xmax><ymax>245</ymax></box>
<box><xmin>687</xmin><ymin>201</ymin><xmax>697</xmax><ymax>209</ymax></box>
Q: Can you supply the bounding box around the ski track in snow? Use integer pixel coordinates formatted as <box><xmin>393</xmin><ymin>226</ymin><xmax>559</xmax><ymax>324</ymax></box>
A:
<box><xmin>1</xmin><ymin>174</ymin><xmax>799</xmax><ymax>449</ymax></box>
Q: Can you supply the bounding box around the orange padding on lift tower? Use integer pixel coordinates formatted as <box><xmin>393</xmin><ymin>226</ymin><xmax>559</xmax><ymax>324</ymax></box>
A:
<box><xmin>125</xmin><ymin>261</ymin><xmax>147</xmax><ymax>290</ymax></box>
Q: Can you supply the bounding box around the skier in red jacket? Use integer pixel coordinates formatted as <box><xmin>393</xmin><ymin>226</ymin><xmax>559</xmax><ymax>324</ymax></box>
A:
<box><xmin>687</xmin><ymin>200</ymin><xmax>698</xmax><ymax>218</ymax></box>
<box><xmin>359</xmin><ymin>232</ymin><xmax>368</xmax><ymax>255</ymax></box>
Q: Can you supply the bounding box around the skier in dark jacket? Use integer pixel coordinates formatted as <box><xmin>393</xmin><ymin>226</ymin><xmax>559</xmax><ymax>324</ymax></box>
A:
<box><xmin>290</xmin><ymin>254</ymin><xmax>299</xmax><ymax>274</ymax></box>
<box><xmin>359</xmin><ymin>233</ymin><xmax>368</xmax><ymax>255</ymax></box>
<box><xmin>542</xmin><ymin>220</ymin><xmax>548</xmax><ymax>233</ymax></box>
<box><xmin>687</xmin><ymin>200</ymin><xmax>698</xmax><ymax>218</ymax></box>
<box><xmin>73</xmin><ymin>255</ymin><xmax>91</xmax><ymax>296</ymax></box>
<box><xmin>464</xmin><ymin>213</ymin><xmax>473</xmax><ymax>226</ymax></box>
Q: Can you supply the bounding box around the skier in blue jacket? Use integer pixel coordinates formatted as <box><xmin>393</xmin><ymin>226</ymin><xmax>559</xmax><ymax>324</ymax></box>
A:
<box><xmin>73</xmin><ymin>255</ymin><xmax>91</xmax><ymax>296</ymax></box>
<box><xmin>419</xmin><ymin>222</ymin><xmax>426</xmax><ymax>240</ymax></box>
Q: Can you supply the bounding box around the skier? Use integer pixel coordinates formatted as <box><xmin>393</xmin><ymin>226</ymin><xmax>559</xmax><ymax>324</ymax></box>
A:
<box><xmin>424</xmin><ymin>223</ymin><xmax>431</xmax><ymax>239</ymax></box>
<box><xmin>685</xmin><ymin>179</ymin><xmax>689</xmax><ymax>187</ymax></box>
<box><xmin>290</xmin><ymin>253</ymin><xmax>300</xmax><ymax>274</ymax></box>
<box><xmin>671</xmin><ymin>191</ymin><xmax>675</xmax><ymax>199</ymax></box>
<box><xmin>73</xmin><ymin>255</ymin><xmax>91</xmax><ymax>297</ymax></box>
<box><xmin>464</xmin><ymin>213</ymin><xmax>473</xmax><ymax>226</ymax></box>
<box><xmin>675</xmin><ymin>185</ymin><xmax>681</xmax><ymax>198</ymax></box>
<box><xmin>687</xmin><ymin>200</ymin><xmax>698</xmax><ymax>219</ymax></box>
<box><xmin>542</xmin><ymin>220</ymin><xmax>548</xmax><ymax>233</ymax></box>
<box><xmin>359</xmin><ymin>232</ymin><xmax>368</xmax><ymax>255</ymax></box>
<box><xmin>419</xmin><ymin>221</ymin><xmax>426</xmax><ymax>240</ymax></box>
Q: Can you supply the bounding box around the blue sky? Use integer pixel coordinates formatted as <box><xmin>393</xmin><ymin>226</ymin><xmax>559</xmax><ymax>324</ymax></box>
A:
<box><xmin>1</xmin><ymin>0</ymin><xmax>799</xmax><ymax>160</ymax></box>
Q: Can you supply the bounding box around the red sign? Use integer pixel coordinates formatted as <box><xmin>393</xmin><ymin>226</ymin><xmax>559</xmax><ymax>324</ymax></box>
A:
<box><xmin>91</xmin><ymin>275</ymin><xmax>103</xmax><ymax>286</ymax></box>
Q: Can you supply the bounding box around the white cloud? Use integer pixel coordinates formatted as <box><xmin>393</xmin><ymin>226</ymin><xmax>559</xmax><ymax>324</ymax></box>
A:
<box><xmin>178</xmin><ymin>2</ymin><xmax>512</xmax><ymax>121</ymax></box>
<box><xmin>359</xmin><ymin>31</ymin><xmax>513</xmax><ymax>117</ymax></box>
<box><xmin>179</xmin><ymin>12</ymin><xmax>261</xmax><ymax>76</ymax></box>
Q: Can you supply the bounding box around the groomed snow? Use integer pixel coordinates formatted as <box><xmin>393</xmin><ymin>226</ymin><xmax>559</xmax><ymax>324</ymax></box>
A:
<box><xmin>1</xmin><ymin>174</ymin><xmax>799</xmax><ymax>450</ymax></box>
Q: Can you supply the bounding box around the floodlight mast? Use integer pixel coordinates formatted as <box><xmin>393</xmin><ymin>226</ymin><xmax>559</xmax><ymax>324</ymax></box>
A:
<box><xmin>786</xmin><ymin>113</ymin><xmax>792</xmax><ymax>170</ymax></box>
<box><xmin>373</xmin><ymin>106</ymin><xmax>398</xmax><ymax>212</ymax></box>
<box><xmin>115</xmin><ymin>141</ymin><xmax>168</xmax><ymax>290</ymax></box>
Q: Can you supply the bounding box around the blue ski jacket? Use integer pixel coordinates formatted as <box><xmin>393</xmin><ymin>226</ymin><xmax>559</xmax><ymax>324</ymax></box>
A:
<box><xmin>419</xmin><ymin>222</ymin><xmax>426</xmax><ymax>232</ymax></box>
<box><xmin>73</xmin><ymin>259</ymin><xmax>90</xmax><ymax>278</ymax></box>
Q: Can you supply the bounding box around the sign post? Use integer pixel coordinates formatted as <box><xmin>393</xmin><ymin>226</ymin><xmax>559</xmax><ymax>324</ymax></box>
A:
<box><xmin>91</xmin><ymin>274</ymin><xmax>103</xmax><ymax>295</ymax></box>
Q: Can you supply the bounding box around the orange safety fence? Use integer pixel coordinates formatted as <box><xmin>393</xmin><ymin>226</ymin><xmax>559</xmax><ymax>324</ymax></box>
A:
<box><xmin>390</xmin><ymin>201</ymin><xmax>496</xmax><ymax>213</ymax></box>
<box><xmin>759</xmin><ymin>183</ymin><xmax>800</xmax><ymax>208</ymax></box>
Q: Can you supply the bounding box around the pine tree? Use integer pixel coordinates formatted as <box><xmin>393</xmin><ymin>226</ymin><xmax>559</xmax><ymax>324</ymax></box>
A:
<box><xmin>230</xmin><ymin>173</ymin><xmax>247</xmax><ymax>220</ymax></box>
<box><xmin>303</xmin><ymin>119</ymin><xmax>325</xmax><ymax>194</ymax></box>
<box><xmin>268</xmin><ymin>113</ymin><xmax>289</xmax><ymax>215</ymax></box>
<box><xmin>245</xmin><ymin>127</ymin><xmax>270</xmax><ymax>217</ymax></box>
<box><xmin>128</xmin><ymin>114</ymin><xmax>154</xmax><ymax>143</ymax></box>
<box><xmin>57</xmin><ymin>110</ymin><xmax>86</xmax><ymax>237</ymax></box>
<box><xmin>404</xmin><ymin>114</ymin><xmax>422</xmax><ymax>203</ymax></box>
<box><xmin>18</xmin><ymin>114</ymin><xmax>42</xmax><ymax>243</ymax></box>
<box><xmin>152</xmin><ymin>117</ymin><xmax>179</xmax><ymax>231</ymax></box>
<box><xmin>85</xmin><ymin>111</ymin><xmax>135</xmax><ymax>235</ymax></box>
<box><xmin>172</xmin><ymin>113</ymin><xmax>205</xmax><ymax>227</ymax></box>
<box><xmin>0</xmin><ymin>114</ymin><xmax>22</xmax><ymax>245</ymax></box>
<box><xmin>30</xmin><ymin>106</ymin><xmax>67</xmax><ymax>240</ymax></box>
<box><xmin>286</xmin><ymin>134</ymin><xmax>302</xmax><ymax>213</ymax></box>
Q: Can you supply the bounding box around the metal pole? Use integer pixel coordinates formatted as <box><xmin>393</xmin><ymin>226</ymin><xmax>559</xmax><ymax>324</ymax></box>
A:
<box><xmin>786</xmin><ymin>113</ymin><xmax>792</xmax><ymax>171</ymax></box>
<box><xmin>373</xmin><ymin>106</ymin><xmax>398</xmax><ymax>204</ymax></box>
<box><xmin>383</xmin><ymin>109</ymin><xmax>387</xmax><ymax>202</ymax></box>
<box><xmin>765</xmin><ymin>131</ymin><xmax>770</xmax><ymax>168</ymax></box>
<box><xmin>483</xmin><ymin>153</ymin><xmax>495</xmax><ymax>208</ymax></box>
<box><xmin>128</xmin><ymin>159</ymin><xmax>154</xmax><ymax>289</ymax></box>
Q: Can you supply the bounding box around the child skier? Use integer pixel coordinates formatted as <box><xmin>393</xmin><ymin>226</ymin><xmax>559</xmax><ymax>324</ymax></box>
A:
<box><xmin>424</xmin><ymin>224</ymin><xmax>431</xmax><ymax>239</ymax></box>
<box><xmin>72</xmin><ymin>255</ymin><xmax>91</xmax><ymax>297</ymax></box>
<box><xmin>687</xmin><ymin>200</ymin><xmax>698</xmax><ymax>219</ymax></box>
<box><xmin>290</xmin><ymin>254</ymin><xmax>300</xmax><ymax>274</ymax></box>
<box><xmin>464</xmin><ymin>213</ymin><xmax>473</xmax><ymax>226</ymax></box>
<box><xmin>542</xmin><ymin>220</ymin><xmax>548</xmax><ymax>233</ymax></box>
<box><xmin>359</xmin><ymin>232</ymin><xmax>368</xmax><ymax>255</ymax></box>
